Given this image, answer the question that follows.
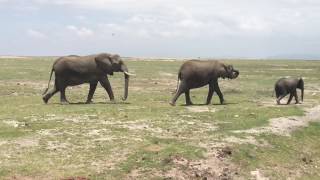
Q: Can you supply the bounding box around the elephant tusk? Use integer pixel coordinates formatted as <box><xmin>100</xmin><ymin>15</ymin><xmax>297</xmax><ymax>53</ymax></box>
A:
<box><xmin>124</xmin><ymin>71</ymin><xmax>136</xmax><ymax>76</ymax></box>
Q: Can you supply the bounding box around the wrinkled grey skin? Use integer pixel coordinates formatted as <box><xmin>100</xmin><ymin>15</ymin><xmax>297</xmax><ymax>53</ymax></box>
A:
<box><xmin>42</xmin><ymin>53</ymin><xmax>132</xmax><ymax>104</ymax></box>
<box><xmin>274</xmin><ymin>77</ymin><xmax>304</xmax><ymax>105</ymax></box>
<box><xmin>170</xmin><ymin>60</ymin><xmax>239</xmax><ymax>106</ymax></box>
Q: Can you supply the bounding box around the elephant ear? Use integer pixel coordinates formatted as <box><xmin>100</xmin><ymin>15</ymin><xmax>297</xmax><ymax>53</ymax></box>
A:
<box><xmin>95</xmin><ymin>53</ymin><xmax>114</xmax><ymax>75</ymax></box>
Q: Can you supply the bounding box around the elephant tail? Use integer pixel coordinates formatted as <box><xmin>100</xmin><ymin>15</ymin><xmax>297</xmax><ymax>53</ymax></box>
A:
<box><xmin>42</xmin><ymin>67</ymin><xmax>54</xmax><ymax>95</ymax></box>
<box><xmin>173</xmin><ymin>72</ymin><xmax>181</xmax><ymax>94</ymax></box>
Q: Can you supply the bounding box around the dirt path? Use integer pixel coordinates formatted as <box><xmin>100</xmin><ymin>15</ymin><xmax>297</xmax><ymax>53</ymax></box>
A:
<box><xmin>233</xmin><ymin>105</ymin><xmax>320</xmax><ymax>136</ymax></box>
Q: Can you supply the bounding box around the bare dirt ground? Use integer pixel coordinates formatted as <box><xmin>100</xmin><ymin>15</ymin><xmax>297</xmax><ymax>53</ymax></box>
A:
<box><xmin>234</xmin><ymin>105</ymin><xmax>320</xmax><ymax>137</ymax></box>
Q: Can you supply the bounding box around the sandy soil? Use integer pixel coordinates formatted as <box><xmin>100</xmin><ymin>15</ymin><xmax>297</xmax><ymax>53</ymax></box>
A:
<box><xmin>234</xmin><ymin>105</ymin><xmax>320</xmax><ymax>136</ymax></box>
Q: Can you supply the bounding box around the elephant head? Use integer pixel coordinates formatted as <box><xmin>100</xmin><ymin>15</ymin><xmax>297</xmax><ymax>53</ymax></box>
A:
<box><xmin>221</xmin><ymin>64</ymin><xmax>239</xmax><ymax>79</ymax></box>
<box><xmin>297</xmin><ymin>78</ymin><xmax>304</xmax><ymax>101</ymax></box>
<box><xmin>95</xmin><ymin>53</ymin><xmax>135</xmax><ymax>101</ymax></box>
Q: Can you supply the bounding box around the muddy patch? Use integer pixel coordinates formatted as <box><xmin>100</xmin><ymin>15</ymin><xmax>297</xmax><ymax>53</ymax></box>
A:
<box><xmin>235</xmin><ymin>105</ymin><xmax>320</xmax><ymax>136</ymax></box>
<box><xmin>163</xmin><ymin>148</ymin><xmax>237</xmax><ymax>180</ymax></box>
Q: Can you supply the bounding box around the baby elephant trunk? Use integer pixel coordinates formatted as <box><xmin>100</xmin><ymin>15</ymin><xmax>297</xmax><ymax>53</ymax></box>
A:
<box><xmin>301</xmin><ymin>88</ymin><xmax>304</xmax><ymax>102</ymax></box>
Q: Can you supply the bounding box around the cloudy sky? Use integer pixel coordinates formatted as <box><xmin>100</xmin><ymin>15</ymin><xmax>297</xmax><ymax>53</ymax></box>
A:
<box><xmin>1</xmin><ymin>0</ymin><xmax>320</xmax><ymax>59</ymax></box>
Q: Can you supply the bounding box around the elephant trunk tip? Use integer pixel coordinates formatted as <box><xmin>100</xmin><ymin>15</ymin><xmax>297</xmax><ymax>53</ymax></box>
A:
<box><xmin>232</xmin><ymin>70</ymin><xmax>239</xmax><ymax>79</ymax></box>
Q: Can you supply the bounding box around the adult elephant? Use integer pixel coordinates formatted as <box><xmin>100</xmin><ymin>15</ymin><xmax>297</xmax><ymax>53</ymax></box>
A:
<box><xmin>170</xmin><ymin>60</ymin><xmax>239</xmax><ymax>106</ymax></box>
<box><xmin>42</xmin><ymin>53</ymin><xmax>134</xmax><ymax>104</ymax></box>
<box><xmin>274</xmin><ymin>77</ymin><xmax>304</xmax><ymax>105</ymax></box>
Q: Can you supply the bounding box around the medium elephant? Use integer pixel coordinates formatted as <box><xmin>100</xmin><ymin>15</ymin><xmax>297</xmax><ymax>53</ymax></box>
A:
<box><xmin>170</xmin><ymin>60</ymin><xmax>239</xmax><ymax>106</ymax></box>
<box><xmin>274</xmin><ymin>77</ymin><xmax>304</xmax><ymax>105</ymax></box>
<box><xmin>42</xmin><ymin>53</ymin><xmax>134</xmax><ymax>104</ymax></box>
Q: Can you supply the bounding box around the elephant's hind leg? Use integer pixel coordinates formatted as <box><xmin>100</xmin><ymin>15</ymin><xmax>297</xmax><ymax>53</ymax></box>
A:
<box><xmin>185</xmin><ymin>90</ymin><xmax>193</xmax><ymax>105</ymax></box>
<box><xmin>170</xmin><ymin>81</ymin><xmax>187</xmax><ymax>106</ymax></box>
<box><xmin>60</xmin><ymin>86</ymin><xmax>69</xmax><ymax>105</ymax></box>
<box><xmin>206</xmin><ymin>83</ymin><xmax>214</xmax><ymax>105</ymax></box>
<box><xmin>86</xmin><ymin>81</ymin><xmax>98</xmax><ymax>104</ymax></box>
<box><xmin>42</xmin><ymin>86</ymin><xmax>58</xmax><ymax>104</ymax></box>
<box><xmin>276</xmin><ymin>94</ymin><xmax>286</xmax><ymax>105</ymax></box>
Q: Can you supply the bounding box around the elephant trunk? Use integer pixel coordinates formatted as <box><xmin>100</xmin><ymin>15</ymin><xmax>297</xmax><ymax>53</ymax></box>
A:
<box><xmin>301</xmin><ymin>88</ymin><xmax>304</xmax><ymax>102</ymax></box>
<box><xmin>121</xmin><ymin>64</ymin><xmax>130</xmax><ymax>101</ymax></box>
<box><xmin>232</xmin><ymin>69</ymin><xmax>239</xmax><ymax>79</ymax></box>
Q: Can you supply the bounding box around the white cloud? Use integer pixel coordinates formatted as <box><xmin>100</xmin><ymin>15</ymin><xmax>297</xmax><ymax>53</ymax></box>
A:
<box><xmin>66</xmin><ymin>25</ymin><xmax>94</xmax><ymax>38</ymax></box>
<box><xmin>2</xmin><ymin>0</ymin><xmax>320</xmax><ymax>57</ymax></box>
<box><xmin>27</xmin><ymin>29</ymin><xmax>47</xmax><ymax>39</ymax></box>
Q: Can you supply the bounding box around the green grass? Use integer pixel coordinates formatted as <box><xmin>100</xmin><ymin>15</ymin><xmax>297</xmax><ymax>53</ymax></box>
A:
<box><xmin>0</xmin><ymin>57</ymin><xmax>320</xmax><ymax>179</ymax></box>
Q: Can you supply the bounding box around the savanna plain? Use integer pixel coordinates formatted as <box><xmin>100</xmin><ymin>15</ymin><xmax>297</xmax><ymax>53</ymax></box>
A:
<box><xmin>0</xmin><ymin>57</ymin><xmax>320</xmax><ymax>179</ymax></box>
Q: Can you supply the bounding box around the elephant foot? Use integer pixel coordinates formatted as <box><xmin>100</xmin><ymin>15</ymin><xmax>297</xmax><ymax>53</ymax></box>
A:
<box><xmin>60</xmin><ymin>100</ymin><xmax>69</xmax><ymax>105</ymax></box>
<box><xmin>42</xmin><ymin>96</ymin><xmax>49</xmax><ymax>104</ymax></box>
<box><xmin>85</xmin><ymin>100</ymin><xmax>93</xmax><ymax>104</ymax></box>
<box><xmin>186</xmin><ymin>102</ymin><xmax>193</xmax><ymax>106</ymax></box>
<box><xmin>169</xmin><ymin>102</ymin><xmax>176</xmax><ymax>106</ymax></box>
<box><xmin>109</xmin><ymin>99</ymin><xmax>116</xmax><ymax>104</ymax></box>
<box><xmin>276</xmin><ymin>100</ymin><xmax>281</xmax><ymax>105</ymax></box>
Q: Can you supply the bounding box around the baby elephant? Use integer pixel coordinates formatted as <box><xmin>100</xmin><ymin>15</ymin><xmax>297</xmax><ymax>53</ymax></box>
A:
<box><xmin>274</xmin><ymin>77</ymin><xmax>304</xmax><ymax>105</ymax></box>
<box><xmin>170</xmin><ymin>60</ymin><xmax>239</xmax><ymax>106</ymax></box>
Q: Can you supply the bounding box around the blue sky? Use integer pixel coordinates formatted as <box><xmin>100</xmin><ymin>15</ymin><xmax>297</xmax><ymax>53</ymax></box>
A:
<box><xmin>1</xmin><ymin>0</ymin><xmax>320</xmax><ymax>59</ymax></box>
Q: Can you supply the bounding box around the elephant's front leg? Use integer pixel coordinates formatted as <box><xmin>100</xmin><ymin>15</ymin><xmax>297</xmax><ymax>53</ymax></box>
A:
<box><xmin>213</xmin><ymin>81</ymin><xmax>224</xmax><ymax>104</ymax></box>
<box><xmin>293</xmin><ymin>91</ymin><xmax>300</xmax><ymax>104</ymax></box>
<box><xmin>206</xmin><ymin>83</ymin><xmax>214</xmax><ymax>105</ymax></box>
<box><xmin>99</xmin><ymin>77</ymin><xmax>115</xmax><ymax>102</ymax></box>
<box><xmin>287</xmin><ymin>93</ymin><xmax>294</xmax><ymax>104</ymax></box>
<box><xmin>86</xmin><ymin>81</ymin><xmax>98</xmax><ymax>104</ymax></box>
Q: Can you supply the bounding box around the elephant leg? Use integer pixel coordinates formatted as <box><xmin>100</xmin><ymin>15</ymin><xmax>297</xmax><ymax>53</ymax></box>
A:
<box><xmin>185</xmin><ymin>90</ymin><xmax>193</xmax><ymax>105</ymax></box>
<box><xmin>293</xmin><ymin>91</ymin><xmax>299</xmax><ymax>104</ymax></box>
<box><xmin>206</xmin><ymin>83</ymin><xmax>214</xmax><ymax>105</ymax></box>
<box><xmin>99</xmin><ymin>78</ymin><xmax>115</xmax><ymax>102</ymax></box>
<box><xmin>86</xmin><ymin>81</ymin><xmax>98</xmax><ymax>104</ymax></box>
<box><xmin>42</xmin><ymin>85</ymin><xmax>58</xmax><ymax>104</ymax></box>
<box><xmin>213</xmin><ymin>81</ymin><xmax>224</xmax><ymax>104</ymax></box>
<box><xmin>170</xmin><ymin>81</ymin><xmax>187</xmax><ymax>106</ymax></box>
<box><xmin>276</xmin><ymin>94</ymin><xmax>286</xmax><ymax>105</ymax></box>
<box><xmin>287</xmin><ymin>93</ymin><xmax>294</xmax><ymax>104</ymax></box>
<box><xmin>60</xmin><ymin>86</ymin><xmax>69</xmax><ymax>104</ymax></box>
